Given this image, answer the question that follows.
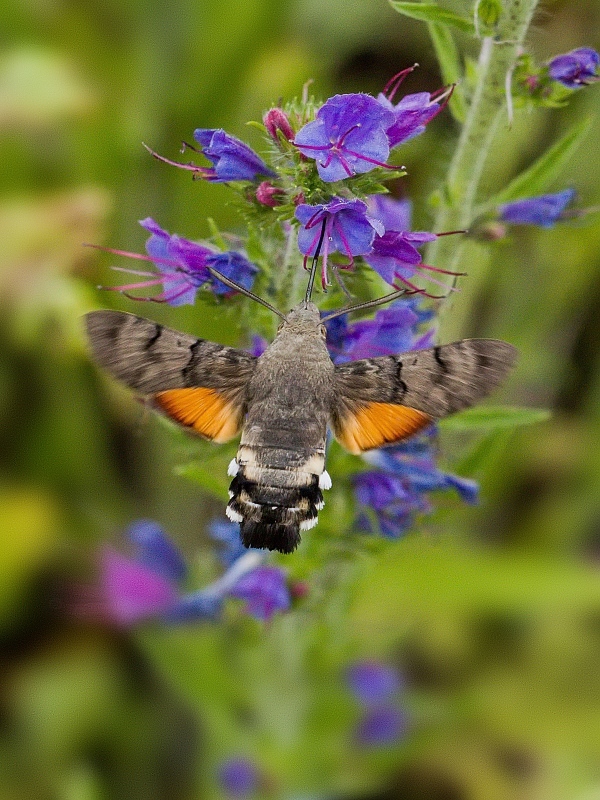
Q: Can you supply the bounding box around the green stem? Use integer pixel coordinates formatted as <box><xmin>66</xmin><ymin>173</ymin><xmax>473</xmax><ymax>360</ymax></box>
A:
<box><xmin>426</xmin><ymin>0</ymin><xmax>540</xmax><ymax>328</ymax></box>
<box><xmin>276</xmin><ymin>225</ymin><xmax>304</xmax><ymax>310</ymax></box>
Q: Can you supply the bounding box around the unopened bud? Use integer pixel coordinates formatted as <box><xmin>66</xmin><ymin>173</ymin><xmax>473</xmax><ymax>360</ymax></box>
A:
<box><xmin>263</xmin><ymin>107</ymin><xmax>295</xmax><ymax>143</ymax></box>
<box><xmin>255</xmin><ymin>181</ymin><xmax>285</xmax><ymax>207</ymax></box>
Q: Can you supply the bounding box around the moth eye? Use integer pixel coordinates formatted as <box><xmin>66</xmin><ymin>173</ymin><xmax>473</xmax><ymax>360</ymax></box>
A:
<box><xmin>320</xmin><ymin>324</ymin><xmax>327</xmax><ymax>338</ymax></box>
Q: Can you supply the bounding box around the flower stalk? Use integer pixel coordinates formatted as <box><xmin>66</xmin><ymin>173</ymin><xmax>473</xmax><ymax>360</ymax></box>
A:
<box><xmin>427</xmin><ymin>0</ymin><xmax>541</xmax><ymax>325</ymax></box>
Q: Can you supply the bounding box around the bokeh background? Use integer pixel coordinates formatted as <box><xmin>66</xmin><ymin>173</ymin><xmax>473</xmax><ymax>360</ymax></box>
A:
<box><xmin>2</xmin><ymin>0</ymin><xmax>600</xmax><ymax>798</ymax></box>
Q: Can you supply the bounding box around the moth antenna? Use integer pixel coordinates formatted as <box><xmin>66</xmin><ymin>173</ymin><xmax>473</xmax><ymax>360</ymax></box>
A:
<box><xmin>304</xmin><ymin>218</ymin><xmax>328</xmax><ymax>303</ymax></box>
<box><xmin>205</xmin><ymin>265</ymin><xmax>286</xmax><ymax>320</ymax></box>
<box><xmin>320</xmin><ymin>289</ymin><xmax>411</xmax><ymax>323</ymax></box>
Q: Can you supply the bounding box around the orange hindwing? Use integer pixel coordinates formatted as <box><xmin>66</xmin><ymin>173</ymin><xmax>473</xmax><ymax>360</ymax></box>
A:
<box><xmin>154</xmin><ymin>387</ymin><xmax>242</xmax><ymax>443</ymax></box>
<box><xmin>335</xmin><ymin>402</ymin><xmax>432</xmax><ymax>454</ymax></box>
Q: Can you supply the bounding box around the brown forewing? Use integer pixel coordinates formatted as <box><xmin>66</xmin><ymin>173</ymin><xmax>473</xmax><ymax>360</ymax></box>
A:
<box><xmin>85</xmin><ymin>310</ymin><xmax>256</xmax><ymax>440</ymax></box>
<box><xmin>331</xmin><ymin>339</ymin><xmax>517</xmax><ymax>453</ymax></box>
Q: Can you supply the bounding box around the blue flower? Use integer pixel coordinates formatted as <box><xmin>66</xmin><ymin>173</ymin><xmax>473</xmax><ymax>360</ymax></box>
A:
<box><xmin>106</xmin><ymin>219</ymin><xmax>258</xmax><ymax>305</ymax></box>
<box><xmin>346</xmin><ymin>661</ymin><xmax>403</xmax><ymax>705</ymax></box>
<box><xmin>192</xmin><ymin>128</ymin><xmax>277</xmax><ymax>182</ymax></box>
<box><xmin>294</xmin><ymin>93</ymin><xmax>396</xmax><ymax>182</ymax></box>
<box><xmin>354</xmin><ymin>471</ymin><xmax>428</xmax><ymax>538</ymax></box>
<box><xmin>498</xmin><ymin>189</ymin><xmax>576</xmax><ymax>228</ymax></box>
<box><xmin>364</xmin><ymin>195</ymin><xmax>460</xmax><ymax>297</ymax></box>
<box><xmin>548</xmin><ymin>47</ymin><xmax>600</xmax><ymax>88</ymax></box>
<box><xmin>208</xmin><ymin>518</ymin><xmax>260</xmax><ymax>568</ymax></box>
<box><xmin>325</xmin><ymin>300</ymin><xmax>422</xmax><ymax>363</ymax></box>
<box><xmin>325</xmin><ymin>295</ymin><xmax>433</xmax><ymax>363</ymax></box>
<box><xmin>295</xmin><ymin>197</ymin><xmax>382</xmax><ymax>288</ymax></box>
<box><xmin>345</xmin><ymin>659</ymin><xmax>407</xmax><ymax>747</ymax></box>
<box><xmin>229</xmin><ymin>565</ymin><xmax>291</xmax><ymax>622</ymax></box>
<box><xmin>127</xmin><ymin>518</ymin><xmax>187</xmax><ymax>582</ymax></box>
<box><xmin>206</xmin><ymin>251</ymin><xmax>259</xmax><ymax>295</ymax></box>
<box><xmin>367</xmin><ymin>194</ymin><xmax>412</xmax><ymax>232</ymax></box>
<box><xmin>218</xmin><ymin>758</ymin><xmax>259</xmax><ymax>798</ymax></box>
<box><xmin>96</xmin><ymin>520</ymin><xmax>288</xmax><ymax>625</ymax></box>
<box><xmin>355</xmin><ymin>431</ymin><xmax>479</xmax><ymax>538</ymax></box>
<box><xmin>354</xmin><ymin>706</ymin><xmax>407</xmax><ymax>747</ymax></box>
<box><xmin>378</xmin><ymin>90</ymin><xmax>445</xmax><ymax>148</ymax></box>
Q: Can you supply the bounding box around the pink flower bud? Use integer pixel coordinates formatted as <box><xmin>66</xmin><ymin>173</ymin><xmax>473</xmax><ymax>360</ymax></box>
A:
<box><xmin>263</xmin><ymin>107</ymin><xmax>294</xmax><ymax>143</ymax></box>
<box><xmin>255</xmin><ymin>181</ymin><xmax>284</xmax><ymax>207</ymax></box>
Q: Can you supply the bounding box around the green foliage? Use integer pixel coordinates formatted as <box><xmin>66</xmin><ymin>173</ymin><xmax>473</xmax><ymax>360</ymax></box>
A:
<box><xmin>485</xmin><ymin>116</ymin><xmax>593</xmax><ymax>207</ymax></box>
<box><xmin>389</xmin><ymin>1</ymin><xmax>475</xmax><ymax>33</ymax></box>
<box><xmin>440</xmin><ymin>405</ymin><xmax>552</xmax><ymax>431</ymax></box>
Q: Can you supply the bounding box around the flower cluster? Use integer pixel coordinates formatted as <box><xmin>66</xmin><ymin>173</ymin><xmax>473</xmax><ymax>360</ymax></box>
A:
<box><xmin>356</xmin><ymin>434</ymin><xmax>478</xmax><ymax>538</ymax></box>
<box><xmin>107</xmin><ymin>72</ymin><xmax>454</xmax><ymax>302</ymax></box>
<box><xmin>93</xmin><ymin>519</ymin><xmax>290</xmax><ymax>625</ymax></box>
<box><xmin>346</xmin><ymin>660</ymin><xmax>407</xmax><ymax>746</ymax></box>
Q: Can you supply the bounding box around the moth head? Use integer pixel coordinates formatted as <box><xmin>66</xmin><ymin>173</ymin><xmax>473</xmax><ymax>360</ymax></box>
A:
<box><xmin>278</xmin><ymin>301</ymin><xmax>323</xmax><ymax>335</ymax></box>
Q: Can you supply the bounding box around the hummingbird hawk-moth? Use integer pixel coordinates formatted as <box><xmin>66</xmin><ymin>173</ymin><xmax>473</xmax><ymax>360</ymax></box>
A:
<box><xmin>85</xmin><ymin>290</ymin><xmax>516</xmax><ymax>554</ymax></box>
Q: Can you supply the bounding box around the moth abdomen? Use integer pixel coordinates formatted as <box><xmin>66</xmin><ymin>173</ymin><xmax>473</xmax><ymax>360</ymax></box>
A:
<box><xmin>226</xmin><ymin>466</ymin><xmax>324</xmax><ymax>554</ymax></box>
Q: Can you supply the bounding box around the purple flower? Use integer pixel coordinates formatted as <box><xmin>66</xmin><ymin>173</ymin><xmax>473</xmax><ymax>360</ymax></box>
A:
<box><xmin>192</xmin><ymin>128</ymin><xmax>276</xmax><ymax>182</ymax></box>
<box><xmin>372</xmin><ymin>67</ymin><xmax>448</xmax><ymax>148</ymax></box>
<box><xmin>263</xmin><ymin>107</ymin><xmax>295</xmax><ymax>143</ymax></box>
<box><xmin>354</xmin><ymin>431</ymin><xmax>478</xmax><ymax>538</ymax></box>
<box><xmin>378</xmin><ymin>90</ymin><xmax>445</xmax><ymax>148</ymax></box>
<box><xmin>346</xmin><ymin>661</ymin><xmax>402</xmax><ymax>705</ymax></box>
<box><xmin>325</xmin><ymin>296</ymin><xmax>433</xmax><ymax>363</ymax></box>
<box><xmin>229</xmin><ymin>565</ymin><xmax>291</xmax><ymax>622</ymax></box>
<box><xmin>100</xmin><ymin>548</ymin><xmax>180</xmax><ymax>626</ymax></box>
<box><xmin>248</xmin><ymin>335</ymin><xmax>268</xmax><ymax>357</ymax></box>
<box><xmin>362</xmin><ymin>195</ymin><xmax>460</xmax><ymax>296</ymax></box>
<box><xmin>498</xmin><ymin>189</ymin><xmax>576</xmax><ymax>228</ymax></box>
<box><xmin>367</xmin><ymin>195</ymin><xmax>412</xmax><ymax>232</ymax></box>
<box><xmin>207</xmin><ymin>251</ymin><xmax>259</xmax><ymax>295</ymax></box>
<box><xmin>106</xmin><ymin>219</ymin><xmax>258</xmax><ymax>305</ymax></box>
<box><xmin>548</xmin><ymin>47</ymin><xmax>600</xmax><ymax>88</ymax></box>
<box><xmin>294</xmin><ymin>93</ymin><xmax>396</xmax><ymax>182</ymax></box>
<box><xmin>218</xmin><ymin>758</ymin><xmax>259</xmax><ymax>797</ymax></box>
<box><xmin>345</xmin><ymin>656</ymin><xmax>408</xmax><ymax>747</ymax></box>
<box><xmin>355</xmin><ymin>706</ymin><xmax>407</xmax><ymax>747</ymax></box>
<box><xmin>255</xmin><ymin>180</ymin><xmax>284</xmax><ymax>207</ymax></box>
<box><xmin>366</xmin><ymin>230</ymin><xmax>438</xmax><ymax>292</ymax></box>
<box><xmin>326</xmin><ymin>300</ymin><xmax>421</xmax><ymax>363</ymax></box>
<box><xmin>295</xmin><ymin>197</ymin><xmax>382</xmax><ymax>288</ymax></box>
<box><xmin>354</xmin><ymin>471</ymin><xmax>429</xmax><ymax>537</ymax></box>
<box><xmin>127</xmin><ymin>519</ymin><xmax>187</xmax><ymax>582</ymax></box>
<box><xmin>95</xmin><ymin>520</ymin><xmax>288</xmax><ymax>626</ymax></box>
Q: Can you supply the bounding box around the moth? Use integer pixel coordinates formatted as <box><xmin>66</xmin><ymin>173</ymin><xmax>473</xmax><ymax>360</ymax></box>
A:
<box><xmin>85</xmin><ymin>270</ymin><xmax>517</xmax><ymax>554</ymax></box>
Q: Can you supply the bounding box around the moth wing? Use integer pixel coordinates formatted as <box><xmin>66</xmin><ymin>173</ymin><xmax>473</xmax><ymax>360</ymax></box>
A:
<box><xmin>85</xmin><ymin>310</ymin><xmax>257</xmax><ymax>442</ymax></box>
<box><xmin>331</xmin><ymin>339</ymin><xmax>517</xmax><ymax>454</ymax></box>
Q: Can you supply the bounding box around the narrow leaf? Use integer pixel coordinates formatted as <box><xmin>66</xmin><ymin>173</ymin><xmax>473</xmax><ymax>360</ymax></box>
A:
<box><xmin>486</xmin><ymin>117</ymin><xmax>592</xmax><ymax>207</ymax></box>
<box><xmin>427</xmin><ymin>21</ymin><xmax>467</xmax><ymax>123</ymax></box>
<box><xmin>175</xmin><ymin>460</ymin><xmax>230</xmax><ymax>500</ymax></box>
<box><xmin>389</xmin><ymin>1</ymin><xmax>475</xmax><ymax>34</ymax></box>
<box><xmin>440</xmin><ymin>405</ymin><xmax>551</xmax><ymax>431</ymax></box>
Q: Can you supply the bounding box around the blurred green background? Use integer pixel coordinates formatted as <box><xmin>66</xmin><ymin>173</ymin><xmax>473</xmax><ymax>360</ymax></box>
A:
<box><xmin>2</xmin><ymin>0</ymin><xmax>600</xmax><ymax>798</ymax></box>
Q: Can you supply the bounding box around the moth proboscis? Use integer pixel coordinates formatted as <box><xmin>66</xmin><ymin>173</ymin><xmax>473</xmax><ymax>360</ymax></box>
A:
<box><xmin>85</xmin><ymin>300</ymin><xmax>517</xmax><ymax>554</ymax></box>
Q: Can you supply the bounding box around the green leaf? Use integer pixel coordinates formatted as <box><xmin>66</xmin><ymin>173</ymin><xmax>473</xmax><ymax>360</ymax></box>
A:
<box><xmin>427</xmin><ymin>22</ymin><xmax>467</xmax><ymax>123</ymax></box>
<box><xmin>389</xmin><ymin>1</ymin><xmax>475</xmax><ymax>34</ymax></box>
<box><xmin>486</xmin><ymin>116</ymin><xmax>593</xmax><ymax>207</ymax></box>
<box><xmin>440</xmin><ymin>405</ymin><xmax>551</xmax><ymax>431</ymax></box>
<box><xmin>174</xmin><ymin>458</ymin><xmax>233</xmax><ymax>500</ymax></box>
<box><xmin>452</xmin><ymin>428</ymin><xmax>515</xmax><ymax>475</ymax></box>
